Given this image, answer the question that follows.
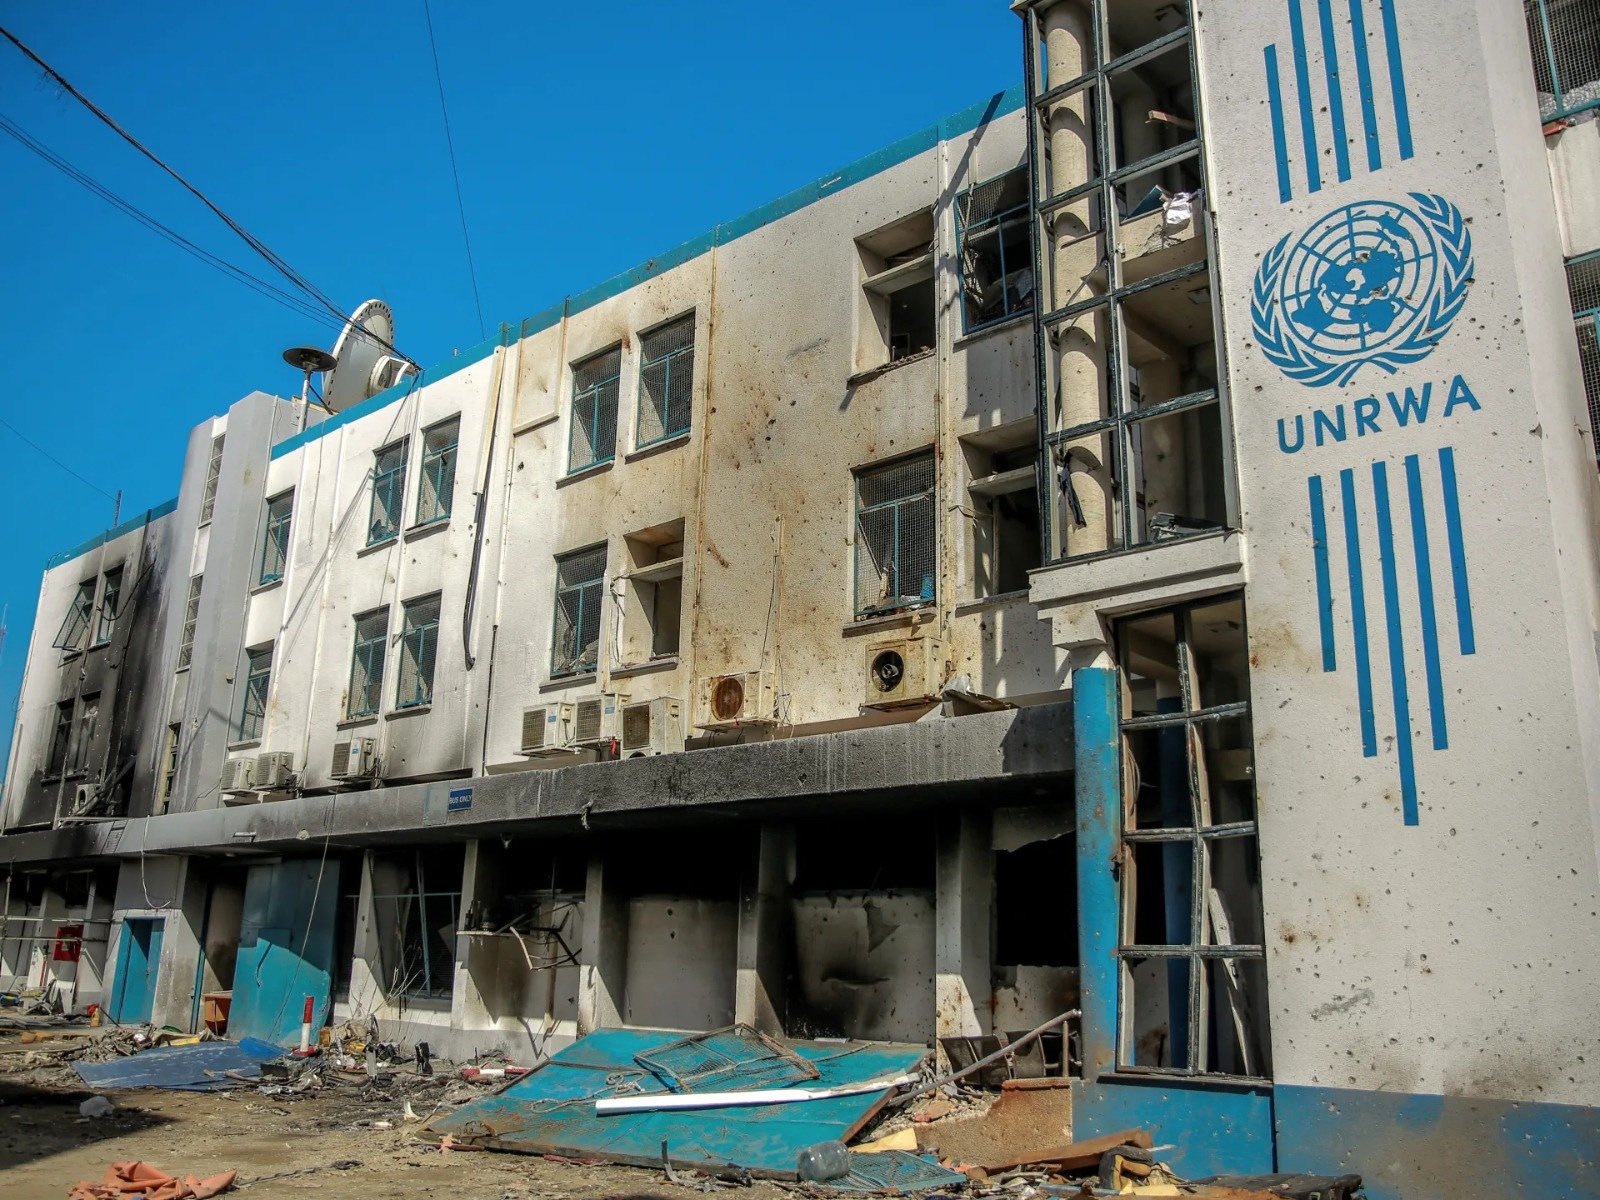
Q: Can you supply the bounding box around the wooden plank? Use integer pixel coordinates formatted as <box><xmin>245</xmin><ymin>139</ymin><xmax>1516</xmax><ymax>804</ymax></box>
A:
<box><xmin>976</xmin><ymin>1126</ymin><xmax>1152</xmax><ymax>1173</ymax></box>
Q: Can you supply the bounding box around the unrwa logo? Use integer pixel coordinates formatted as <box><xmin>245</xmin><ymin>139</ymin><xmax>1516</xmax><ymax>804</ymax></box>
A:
<box><xmin>1251</xmin><ymin>194</ymin><xmax>1473</xmax><ymax>388</ymax></box>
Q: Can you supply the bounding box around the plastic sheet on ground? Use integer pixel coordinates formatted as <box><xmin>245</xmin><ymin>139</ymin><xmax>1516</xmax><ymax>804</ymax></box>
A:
<box><xmin>823</xmin><ymin>1149</ymin><xmax>969</xmax><ymax>1193</ymax></box>
<box><xmin>73</xmin><ymin>1038</ymin><xmax>285</xmax><ymax>1091</ymax></box>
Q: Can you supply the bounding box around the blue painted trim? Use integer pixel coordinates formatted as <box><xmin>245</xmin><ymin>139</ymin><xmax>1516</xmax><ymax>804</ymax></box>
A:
<box><xmin>1438</xmin><ymin>446</ymin><xmax>1475</xmax><ymax>655</ymax></box>
<box><xmin>1308</xmin><ymin>474</ymin><xmax>1337</xmax><ymax>671</ymax></box>
<box><xmin>1316</xmin><ymin>0</ymin><xmax>1352</xmax><ymax>182</ymax></box>
<box><xmin>1347</xmin><ymin>0</ymin><xmax>1383</xmax><ymax>171</ymax></box>
<box><xmin>44</xmin><ymin>497</ymin><xmax>178</xmax><ymax>570</ymax></box>
<box><xmin>1072</xmin><ymin>665</ymin><xmax>1122</xmax><ymax>1084</ymax></box>
<box><xmin>1072</xmin><ymin>1076</ymin><xmax>1276</xmax><ymax>1179</ymax></box>
<box><xmin>1403</xmin><ymin>454</ymin><xmax>1447</xmax><ymax>751</ymax></box>
<box><xmin>1286</xmin><ymin>0</ymin><xmax>1323</xmax><ymax>193</ymax></box>
<box><xmin>1371</xmin><ymin>460</ymin><xmax>1418</xmax><ymax>826</ymax></box>
<box><xmin>1377</xmin><ymin>0</ymin><xmax>1413</xmax><ymax>160</ymax></box>
<box><xmin>1263</xmin><ymin>46</ymin><xmax>1294</xmax><ymax>203</ymax></box>
<box><xmin>1338</xmin><ymin>468</ymin><xmax>1377</xmax><ymax>756</ymax></box>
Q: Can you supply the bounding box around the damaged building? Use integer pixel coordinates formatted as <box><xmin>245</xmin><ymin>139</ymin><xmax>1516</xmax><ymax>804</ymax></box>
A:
<box><xmin>3</xmin><ymin>2</ymin><xmax>1599</xmax><ymax>1197</ymax></box>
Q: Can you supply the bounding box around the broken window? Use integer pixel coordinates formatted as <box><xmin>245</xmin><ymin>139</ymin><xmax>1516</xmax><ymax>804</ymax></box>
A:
<box><xmin>552</xmin><ymin>544</ymin><xmax>606</xmax><ymax>677</ymax></box>
<box><xmin>237</xmin><ymin>645</ymin><xmax>272</xmax><ymax>743</ymax></box>
<box><xmin>67</xmin><ymin>694</ymin><xmax>98</xmax><ymax>776</ymax></box>
<box><xmin>369</xmin><ymin>439</ymin><xmax>408</xmax><ymax>544</ymax></box>
<box><xmin>620</xmin><ymin>520</ymin><xmax>684</xmax><ymax>664</ymax></box>
<box><xmin>176</xmin><ymin>574</ymin><xmax>202</xmax><ymax>671</ymax></box>
<box><xmin>956</xmin><ymin>169</ymin><xmax>1033</xmax><ymax>331</ymax></box>
<box><xmin>1566</xmin><ymin>252</ymin><xmax>1600</xmax><ymax>472</ymax></box>
<box><xmin>569</xmin><ymin>346</ymin><xmax>621</xmax><ymax>473</ymax></box>
<box><xmin>1115</xmin><ymin>595</ymin><xmax>1270</xmax><ymax>1080</ymax></box>
<box><xmin>92</xmin><ymin>567</ymin><xmax>123</xmax><ymax>648</ymax></box>
<box><xmin>372</xmin><ymin>847</ymin><xmax>463</xmax><ymax>1000</ymax></box>
<box><xmin>854</xmin><ymin>451</ymin><xmax>937</xmax><ymax>619</ymax></box>
<box><xmin>348</xmin><ymin>608</ymin><xmax>389</xmax><ymax>718</ymax></box>
<box><xmin>416</xmin><ymin>417</ymin><xmax>458</xmax><ymax>526</ymax></box>
<box><xmin>856</xmin><ymin>210</ymin><xmax>937</xmax><ymax>372</ymax></box>
<box><xmin>1527</xmin><ymin>0</ymin><xmax>1600</xmax><ymax>121</ymax></box>
<box><xmin>45</xmin><ymin>700</ymin><xmax>72</xmax><ymax>778</ymax></box>
<box><xmin>54</xmin><ymin>581</ymin><xmax>95</xmax><ymax>654</ymax></box>
<box><xmin>258</xmin><ymin>491</ymin><xmax>292</xmax><ymax>586</ymax></box>
<box><xmin>199</xmin><ymin>434</ymin><xmax>224</xmax><ymax>525</ymax></box>
<box><xmin>396</xmin><ymin>594</ymin><xmax>440</xmax><ymax>709</ymax></box>
<box><xmin>638</xmin><ymin>314</ymin><xmax>695</xmax><ymax>446</ymax></box>
<box><xmin>962</xmin><ymin>424</ymin><xmax>1042</xmax><ymax>598</ymax></box>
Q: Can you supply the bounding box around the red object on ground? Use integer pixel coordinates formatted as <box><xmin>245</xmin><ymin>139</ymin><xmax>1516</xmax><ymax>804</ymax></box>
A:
<box><xmin>68</xmin><ymin>1160</ymin><xmax>237</xmax><ymax>1200</ymax></box>
<box><xmin>53</xmin><ymin>923</ymin><xmax>83</xmax><ymax>962</ymax></box>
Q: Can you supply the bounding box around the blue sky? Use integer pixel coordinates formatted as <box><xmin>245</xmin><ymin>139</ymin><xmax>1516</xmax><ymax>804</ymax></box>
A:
<box><xmin>0</xmin><ymin>2</ymin><xmax>1022</xmax><ymax>779</ymax></box>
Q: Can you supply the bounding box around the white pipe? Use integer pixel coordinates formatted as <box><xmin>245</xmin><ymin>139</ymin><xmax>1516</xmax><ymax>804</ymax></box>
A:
<box><xmin>594</xmin><ymin>1074</ymin><xmax>916</xmax><ymax>1115</ymax></box>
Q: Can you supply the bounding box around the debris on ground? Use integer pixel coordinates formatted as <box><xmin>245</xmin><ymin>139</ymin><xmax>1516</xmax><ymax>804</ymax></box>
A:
<box><xmin>68</xmin><ymin>1160</ymin><xmax>237</xmax><ymax>1200</ymax></box>
<box><xmin>77</xmin><ymin>1094</ymin><xmax>114</xmax><ymax>1118</ymax></box>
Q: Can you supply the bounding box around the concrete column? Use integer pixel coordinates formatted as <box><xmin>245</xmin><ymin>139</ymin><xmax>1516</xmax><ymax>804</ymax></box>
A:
<box><xmin>1044</xmin><ymin>0</ymin><xmax>1114</xmax><ymax>557</ymax></box>
<box><xmin>735</xmin><ymin>823</ymin><xmax>792</xmax><ymax>1036</ymax></box>
<box><xmin>1072</xmin><ymin>665</ymin><xmax>1122</xmax><ymax>1082</ymax></box>
<box><xmin>345</xmin><ymin>851</ymin><xmax>385</xmax><ymax>1019</ymax></box>
<box><xmin>154</xmin><ymin>857</ymin><xmax>206</xmax><ymax>1032</ymax></box>
<box><xmin>577</xmin><ymin>852</ymin><xmax>628</xmax><ymax>1033</ymax></box>
<box><xmin>935</xmin><ymin>809</ymin><xmax>993</xmax><ymax>1059</ymax></box>
<box><xmin>452</xmin><ymin>840</ymin><xmax>490</xmax><ymax>1030</ymax></box>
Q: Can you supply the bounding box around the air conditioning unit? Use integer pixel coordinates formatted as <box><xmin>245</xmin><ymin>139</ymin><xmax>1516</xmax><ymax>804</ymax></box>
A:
<box><xmin>698</xmin><ymin>670</ymin><xmax>776</xmax><ymax>727</ymax></box>
<box><xmin>621</xmin><ymin>697</ymin><xmax>684</xmax><ymax>757</ymax></box>
<box><xmin>331</xmin><ymin>736</ymin><xmax>377</xmax><ymax>780</ymax></box>
<box><xmin>572</xmin><ymin>693</ymin><xmax>628</xmax><ymax>746</ymax></box>
<box><xmin>864</xmin><ymin>637</ymin><xmax>948</xmax><ymax>708</ymax></box>
<box><xmin>220</xmin><ymin>756</ymin><xmax>257</xmax><ymax>794</ymax></box>
<box><xmin>254</xmin><ymin>750</ymin><xmax>296</xmax><ymax>791</ymax></box>
<box><xmin>521</xmin><ymin>702</ymin><xmax>576</xmax><ymax>755</ymax></box>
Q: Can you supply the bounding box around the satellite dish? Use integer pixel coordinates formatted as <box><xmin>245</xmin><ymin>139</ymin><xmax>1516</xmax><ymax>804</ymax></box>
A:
<box><xmin>324</xmin><ymin>299</ymin><xmax>413</xmax><ymax>412</ymax></box>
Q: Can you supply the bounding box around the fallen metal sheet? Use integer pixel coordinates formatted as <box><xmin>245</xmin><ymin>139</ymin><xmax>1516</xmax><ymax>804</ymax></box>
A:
<box><xmin>635</xmin><ymin>1024</ymin><xmax>819</xmax><ymax>1092</ymax></box>
<box><xmin>73</xmin><ymin>1037</ymin><xmax>285</xmax><ymax>1091</ymax></box>
<box><xmin>825</xmin><ymin>1150</ymin><xmax>969</xmax><ymax>1193</ymax></box>
<box><xmin>428</xmin><ymin>1027</ymin><xmax>926</xmax><ymax>1176</ymax></box>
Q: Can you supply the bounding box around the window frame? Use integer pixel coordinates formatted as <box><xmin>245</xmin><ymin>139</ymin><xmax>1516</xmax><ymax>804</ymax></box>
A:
<box><xmin>954</xmin><ymin>167</ymin><xmax>1035</xmax><ymax>334</ymax></box>
<box><xmin>372</xmin><ymin>848</ymin><xmax>463</xmax><ymax>1001</ymax></box>
<box><xmin>46</xmin><ymin>699</ymin><xmax>73</xmax><ymax>778</ymax></box>
<box><xmin>54</xmin><ymin>580</ymin><xmax>96</xmax><ymax>655</ymax></box>
<box><xmin>67</xmin><ymin>693</ymin><xmax>99</xmax><ymax>776</ymax></box>
<box><xmin>199</xmin><ymin>434</ymin><xmax>225</xmax><ymax>526</ymax></box>
<box><xmin>852</xmin><ymin>450</ymin><xmax>939</xmax><ymax>621</ymax></box>
<box><xmin>92</xmin><ymin>567</ymin><xmax>123</xmax><ymax>648</ymax></box>
<box><xmin>1526</xmin><ymin>0</ymin><xmax>1600</xmax><ymax>122</ymax></box>
<box><xmin>415</xmin><ymin>419</ymin><xmax>459</xmax><ymax>527</ymax></box>
<box><xmin>1565</xmin><ymin>249</ymin><xmax>1600</xmax><ymax>470</ymax></box>
<box><xmin>176</xmin><ymin>574</ymin><xmax>203</xmax><ymax>671</ymax></box>
<box><xmin>348</xmin><ymin>608</ymin><xmax>390</xmax><ymax>719</ymax></box>
<box><xmin>396</xmin><ymin>594</ymin><xmax>441</xmax><ymax>709</ymax></box>
<box><xmin>258</xmin><ymin>491</ymin><xmax>293</xmax><ymax>586</ymax></box>
<box><xmin>568</xmin><ymin>347</ymin><xmax>622</xmax><ymax>474</ymax></box>
<box><xmin>551</xmin><ymin>544</ymin><xmax>607</xmax><ymax>678</ymax></box>
<box><xmin>369</xmin><ymin>439</ymin><xmax>409</xmax><ymax>545</ymax></box>
<box><xmin>238</xmin><ymin>645</ymin><xmax>273</xmax><ymax>743</ymax></box>
<box><xmin>636</xmin><ymin>313</ymin><xmax>696</xmax><ymax>449</ymax></box>
<box><xmin>158</xmin><ymin>722</ymin><xmax>181</xmax><ymax>809</ymax></box>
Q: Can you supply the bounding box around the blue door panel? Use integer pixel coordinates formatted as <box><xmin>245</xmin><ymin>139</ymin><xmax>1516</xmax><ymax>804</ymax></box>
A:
<box><xmin>229</xmin><ymin>860</ymin><xmax>341</xmax><ymax>1047</ymax></box>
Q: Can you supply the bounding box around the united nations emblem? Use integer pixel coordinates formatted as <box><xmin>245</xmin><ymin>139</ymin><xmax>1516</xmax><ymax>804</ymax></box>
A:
<box><xmin>1250</xmin><ymin>193</ymin><xmax>1473</xmax><ymax>388</ymax></box>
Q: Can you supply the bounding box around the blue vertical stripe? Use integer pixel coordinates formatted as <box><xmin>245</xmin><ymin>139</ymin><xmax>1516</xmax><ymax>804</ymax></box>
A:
<box><xmin>1264</xmin><ymin>46</ymin><xmax>1294</xmax><ymax>203</ymax></box>
<box><xmin>1316</xmin><ymin>0</ymin><xmax>1353</xmax><ymax>181</ymax></box>
<box><xmin>1404</xmin><ymin>455</ymin><xmax>1448</xmax><ymax>751</ymax></box>
<box><xmin>1378</xmin><ymin>0</ymin><xmax>1414</xmax><ymax>160</ymax></box>
<box><xmin>1339</xmin><ymin>469</ymin><xmax>1377</xmax><ymax>756</ymax></box>
<box><xmin>1372</xmin><ymin>461</ymin><xmax>1419</xmax><ymax>826</ymax></box>
<box><xmin>1287</xmin><ymin>0</ymin><xmax>1324</xmax><ymax>192</ymax></box>
<box><xmin>1438</xmin><ymin>446</ymin><xmax>1476</xmax><ymax>655</ymax></box>
<box><xmin>1308</xmin><ymin>475</ymin><xmax>1337</xmax><ymax>670</ymax></box>
<box><xmin>1347</xmin><ymin>0</ymin><xmax>1383</xmax><ymax>171</ymax></box>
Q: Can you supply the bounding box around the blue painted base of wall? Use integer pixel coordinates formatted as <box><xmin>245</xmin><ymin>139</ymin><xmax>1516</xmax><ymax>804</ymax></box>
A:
<box><xmin>1275</xmin><ymin>1084</ymin><xmax>1599</xmax><ymax>1200</ymax></box>
<box><xmin>1072</xmin><ymin>1075</ymin><xmax>1276</xmax><ymax>1178</ymax></box>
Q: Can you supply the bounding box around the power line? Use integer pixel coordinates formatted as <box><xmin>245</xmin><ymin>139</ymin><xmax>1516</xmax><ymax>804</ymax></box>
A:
<box><xmin>421</xmin><ymin>0</ymin><xmax>486</xmax><ymax>341</ymax></box>
<box><xmin>0</xmin><ymin>414</ymin><xmax>117</xmax><ymax>502</ymax></box>
<box><xmin>0</xmin><ymin>23</ymin><xmax>420</xmax><ymax>367</ymax></box>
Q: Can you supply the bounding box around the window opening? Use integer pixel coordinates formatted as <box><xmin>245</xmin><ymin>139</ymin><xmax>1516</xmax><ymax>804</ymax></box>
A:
<box><xmin>397</xmin><ymin>595</ymin><xmax>440</xmax><ymax>709</ymax></box>
<box><xmin>259</xmin><ymin>492</ymin><xmax>292</xmax><ymax>585</ymax></box>
<box><xmin>238</xmin><ymin>646</ymin><xmax>272</xmax><ymax>742</ymax></box>
<box><xmin>956</xmin><ymin>168</ymin><xmax>1034</xmax><ymax>331</ymax></box>
<box><xmin>372</xmin><ymin>847</ymin><xmax>463</xmax><ymax>1000</ymax></box>
<box><xmin>54</xmin><ymin>581</ymin><xmax>95</xmax><ymax>653</ymax></box>
<box><xmin>638</xmin><ymin>314</ymin><xmax>695</xmax><ymax>446</ymax></box>
<box><xmin>199</xmin><ymin>434</ymin><xmax>224</xmax><ymax>525</ymax></box>
<box><xmin>176</xmin><ymin>575</ymin><xmax>202</xmax><ymax>670</ymax></box>
<box><xmin>569</xmin><ymin>347</ymin><xmax>621</xmax><ymax>473</ymax></box>
<box><xmin>1527</xmin><ymin>0</ymin><xmax>1600</xmax><ymax>121</ymax></box>
<box><xmin>620</xmin><ymin>520</ymin><xmax>685</xmax><ymax>664</ymax></box>
<box><xmin>159</xmin><ymin>723</ymin><xmax>181</xmax><ymax>810</ymax></box>
<box><xmin>1566</xmin><ymin>251</ymin><xmax>1600</xmax><ymax>471</ymax></box>
<box><xmin>416</xmin><ymin>418</ymin><xmax>459</xmax><ymax>526</ymax></box>
<box><xmin>552</xmin><ymin>544</ymin><xmax>606</xmax><ymax>676</ymax></box>
<box><xmin>46</xmin><ymin>700</ymin><xmax>73</xmax><ymax>777</ymax></box>
<box><xmin>369</xmin><ymin>439</ymin><xmax>408</xmax><ymax>543</ymax></box>
<box><xmin>348</xmin><ymin>608</ymin><xmax>389</xmax><ymax>718</ymax></box>
<box><xmin>857</xmin><ymin>210</ymin><xmax>937</xmax><ymax>371</ymax></box>
<box><xmin>92</xmin><ymin>567</ymin><xmax>123</xmax><ymax>647</ymax></box>
<box><xmin>68</xmin><ymin>694</ymin><xmax>99</xmax><ymax>775</ymax></box>
<box><xmin>854</xmin><ymin>452</ymin><xmax>937</xmax><ymax>619</ymax></box>
<box><xmin>964</xmin><ymin>427</ymin><xmax>1043</xmax><ymax>597</ymax></box>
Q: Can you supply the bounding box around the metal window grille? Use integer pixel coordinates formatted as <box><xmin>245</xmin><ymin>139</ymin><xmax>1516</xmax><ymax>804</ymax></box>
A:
<box><xmin>416</xmin><ymin>419</ymin><xmax>459</xmax><ymax>526</ymax></box>
<box><xmin>259</xmin><ymin>492</ymin><xmax>292</xmax><ymax>585</ymax></box>
<box><xmin>53</xmin><ymin>581</ymin><xmax>95</xmax><ymax>652</ymax></box>
<box><xmin>369</xmin><ymin>440</ymin><xmax>408</xmax><ymax>544</ymax></box>
<box><xmin>199</xmin><ymin>435</ymin><xmax>224</xmax><ymax>525</ymax></box>
<box><xmin>396</xmin><ymin>595</ymin><xmax>441</xmax><ymax>708</ymax></box>
<box><xmin>569</xmin><ymin>348</ymin><xmax>621</xmax><ymax>472</ymax></box>
<box><xmin>1526</xmin><ymin>0</ymin><xmax>1600</xmax><ymax>121</ymax></box>
<box><xmin>854</xmin><ymin>453</ymin><xmax>937</xmax><ymax>618</ymax></box>
<box><xmin>239</xmin><ymin>646</ymin><xmax>272</xmax><ymax>742</ymax></box>
<box><xmin>373</xmin><ymin>848</ymin><xmax>462</xmax><ymax>999</ymax></box>
<box><xmin>956</xmin><ymin>168</ymin><xmax>1035</xmax><ymax>331</ymax></box>
<box><xmin>92</xmin><ymin>567</ymin><xmax>122</xmax><ymax>647</ymax></box>
<box><xmin>552</xmin><ymin>545</ymin><xmax>606</xmax><ymax>676</ymax></box>
<box><xmin>348</xmin><ymin>609</ymin><xmax>389</xmax><ymax>718</ymax></box>
<box><xmin>1567</xmin><ymin>253</ymin><xmax>1600</xmax><ymax>468</ymax></box>
<box><xmin>159</xmin><ymin>723</ymin><xmax>180</xmax><ymax>805</ymax></box>
<box><xmin>46</xmin><ymin>701</ymin><xmax>72</xmax><ymax>776</ymax></box>
<box><xmin>638</xmin><ymin>315</ymin><xmax>695</xmax><ymax>447</ymax></box>
<box><xmin>1114</xmin><ymin>596</ymin><xmax>1270</xmax><ymax>1081</ymax></box>
<box><xmin>177</xmin><ymin>574</ymin><xmax>202</xmax><ymax>670</ymax></box>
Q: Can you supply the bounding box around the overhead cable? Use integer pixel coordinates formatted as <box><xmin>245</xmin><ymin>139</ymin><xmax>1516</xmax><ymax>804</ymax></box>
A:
<box><xmin>421</xmin><ymin>0</ymin><xmax>487</xmax><ymax>341</ymax></box>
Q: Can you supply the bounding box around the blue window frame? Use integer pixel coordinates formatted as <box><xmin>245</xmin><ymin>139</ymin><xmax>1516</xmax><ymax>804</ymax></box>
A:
<box><xmin>348</xmin><ymin>608</ymin><xmax>389</xmax><ymax>718</ymax></box>
<box><xmin>955</xmin><ymin>168</ymin><xmax>1034</xmax><ymax>332</ymax></box>
<box><xmin>92</xmin><ymin>567</ymin><xmax>123</xmax><ymax>647</ymax></box>
<box><xmin>397</xmin><ymin>594</ymin><xmax>440</xmax><ymax>709</ymax></box>
<box><xmin>551</xmin><ymin>544</ymin><xmax>606</xmax><ymax>677</ymax></box>
<box><xmin>1526</xmin><ymin>0</ymin><xmax>1600</xmax><ymax>122</ymax></box>
<box><xmin>259</xmin><ymin>491</ymin><xmax>293</xmax><ymax>585</ymax></box>
<box><xmin>637</xmin><ymin>314</ymin><xmax>695</xmax><ymax>447</ymax></box>
<box><xmin>415</xmin><ymin>418</ymin><xmax>458</xmax><ymax>526</ymax></box>
<box><xmin>854</xmin><ymin>452</ymin><xmax>937</xmax><ymax>619</ymax></box>
<box><xmin>239</xmin><ymin>645</ymin><xmax>272</xmax><ymax>742</ymax></box>
<box><xmin>369</xmin><ymin>440</ymin><xmax>408</xmax><ymax>544</ymax></box>
<box><xmin>568</xmin><ymin>347</ymin><xmax>621</xmax><ymax>473</ymax></box>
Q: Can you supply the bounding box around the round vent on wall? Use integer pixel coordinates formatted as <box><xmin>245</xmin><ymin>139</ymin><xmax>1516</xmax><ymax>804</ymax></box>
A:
<box><xmin>870</xmin><ymin>649</ymin><xmax>905</xmax><ymax>694</ymax></box>
<box><xmin>711</xmin><ymin>676</ymin><xmax>746</xmax><ymax>722</ymax></box>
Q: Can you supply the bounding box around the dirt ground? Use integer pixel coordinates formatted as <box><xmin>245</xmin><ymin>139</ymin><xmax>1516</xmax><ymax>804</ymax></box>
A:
<box><xmin>0</xmin><ymin>1075</ymin><xmax>798</xmax><ymax>1200</ymax></box>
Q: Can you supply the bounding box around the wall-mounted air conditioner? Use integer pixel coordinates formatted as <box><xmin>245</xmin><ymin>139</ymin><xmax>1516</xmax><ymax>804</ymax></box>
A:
<box><xmin>698</xmin><ymin>670</ymin><xmax>776</xmax><ymax>727</ymax></box>
<box><xmin>254</xmin><ymin>750</ymin><xmax>296</xmax><ymax>791</ymax></box>
<box><xmin>331</xmin><ymin>736</ymin><xmax>377</xmax><ymax>780</ymax></box>
<box><xmin>521</xmin><ymin>702</ymin><xmax>576</xmax><ymax>755</ymax></box>
<box><xmin>863</xmin><ymin>637</ymin><xmax>948</xmax><ymax>708</ymax></box>
<box><xmin>573</xmin><ymin>693</ymin><xmax>628</xmax><ymax>746</ymax></box>
<box><xmin>621</xmin><ymin>697</ymin><xmax>684</xmax><ymax>757</ymax></box>
<box><xmin>220</xmin><ymin>756</ymin><xmax>257</xmax><ymax>794</ymax></box>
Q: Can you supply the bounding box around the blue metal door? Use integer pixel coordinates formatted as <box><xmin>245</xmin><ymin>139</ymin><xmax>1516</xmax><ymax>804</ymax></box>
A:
<box><xmin>229</xmin><ymin>859</ymin><xmax>342</xmax><ymax>1047</ymax></box>
<box><xmin>109</xmin><ymin>918</ymin><xmax>163</xmax><ymax>1025</ymax></box>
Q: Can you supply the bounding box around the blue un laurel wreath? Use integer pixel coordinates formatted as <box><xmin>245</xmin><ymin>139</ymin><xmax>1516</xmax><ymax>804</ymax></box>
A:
<box><xmin>1250</xmin><ymin>193</ymin><xmax>1473</xmax><ymax>389</ymax></box>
